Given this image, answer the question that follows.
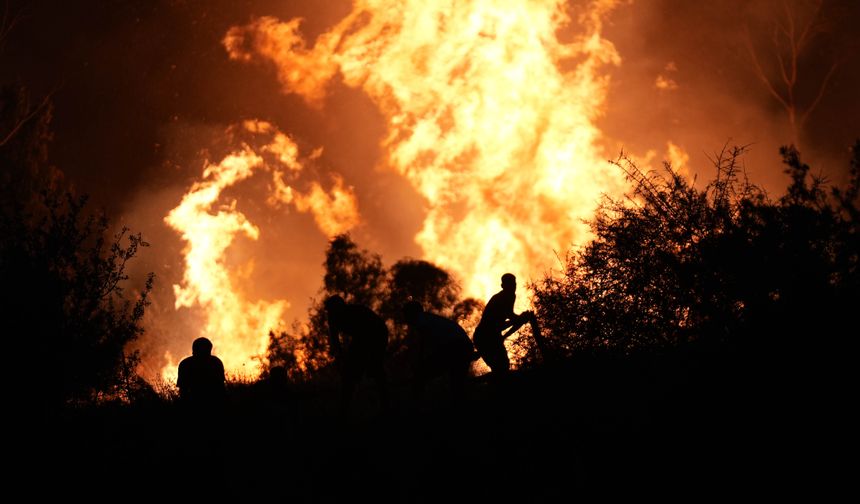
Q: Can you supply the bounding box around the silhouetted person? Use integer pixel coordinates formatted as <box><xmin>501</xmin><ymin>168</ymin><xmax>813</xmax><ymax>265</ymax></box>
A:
<box><xmin>403</xmin><ymin>301</ymin><xmax>476</xmax><ymax>404</ymax></box>
<box><xmin>324</xmin><ymin>295</ymin><xmax>389</xmax><ymax>415</ymax></box>
<box><xmin>260</xmin><ymin>365</ymin><xmax>290</xmax><ymax>403</ymax></box>
<box><xmin>177</xmin><ymin>337</ymin><xmax>226</xmax><ymax>411</ymax></box>
<box><xmin>473</xmin><ymin>273</ymin><xmax>536</xmax><ymax>374</ymax></box>
<box><xmin>175</xmin><ymin>337</ymin><xmax>228</xmax><ymax>498</ymax></box>
<box><xmin>266</xmin><ymin>365</ymin><xmax>289</xmax><ymax>392</ymax></box>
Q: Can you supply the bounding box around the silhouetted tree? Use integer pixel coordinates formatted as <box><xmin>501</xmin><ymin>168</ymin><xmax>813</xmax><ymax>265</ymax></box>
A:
<box><xmin>0</xmin><ymin>84</ymin><xmax>154</xmax><ymax>411</ymax></box>
<box><xmin>267</xmin><ymin>234</ymin><xmax>386</xmax><ymax>380</ymax></box>
<box><xmin>267</xmin><ymin>235</ymin><xmax>482</xmax><ymax>383</ymax></box>
<box><xmin>381</xmin><ymin>258</ymin><xmax>462</xmax><ymax>344</ymax></box>
<box><xmin>384</xmin><ymin>259</ymin><xmax>461</xmax><ymax>314</ymax></box>
<box><xmin>534</xmin><ymin>142</ymin><xmax>859</xmax><ymax>360</ymax></box>
<box><xmin>322</xmin><ymin>233</ymin><xmax>386</xmax><ymax>310</ymax></box>
<box><xmin>743</xmin><ymin>0</ymin><xmax>841</xmax><ymax>146</ymax></box>
<box><xmin>266</xmin><ymin>327</ymin><xmax>300</xmax><ymax>378</ymax></box>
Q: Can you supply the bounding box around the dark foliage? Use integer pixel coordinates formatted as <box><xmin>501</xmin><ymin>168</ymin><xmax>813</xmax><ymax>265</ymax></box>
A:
<box><xmin>267</xmin><ymin>234</ymin><xmax>481</xmax><ymax>382</ymax></box>
<box><xmin>12</xmin><ymin>124</ymin><xmax>853</xmax><ymax>497</ymax></box>
<box><xmin>267</xmin><ymin>234</ymin><xmax>386</xmax><ymax>381</ymax></box>
<box><xmin>381</xmin><ymin>258</ymin><xmax>460</xmax><ymax>319</ymax></box>
<box><xmin>534</xmin><ymin>143</ymin><xmax>859</xmax><ymax>359</ymax></box>
<box><xmin>322</xmin><ymin>233</ymin><xmax>388</xmax><ymax>310</ymax></box>
<box><xmin>1</xmin><ymin>85</ymin><xmax>154</xmax><ymax>411</ymax></box>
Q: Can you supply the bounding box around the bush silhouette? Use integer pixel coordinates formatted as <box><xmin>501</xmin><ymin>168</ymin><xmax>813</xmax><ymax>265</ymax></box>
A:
<box><xmin>1</xmin><ymin>85</ymin><xmax>154</xmax><ymax>412</ymax></box>
<box><xmin>533</xmin><ymin>143</ymin><xmax>859</xmax><ymax>360</ymax></box>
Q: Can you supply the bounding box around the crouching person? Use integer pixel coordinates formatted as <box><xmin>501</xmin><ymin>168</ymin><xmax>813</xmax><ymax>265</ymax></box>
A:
<box><xmin>402</xmin><ymin>301</ymin><xmax>477</xmax><ymax>406</ymax></box>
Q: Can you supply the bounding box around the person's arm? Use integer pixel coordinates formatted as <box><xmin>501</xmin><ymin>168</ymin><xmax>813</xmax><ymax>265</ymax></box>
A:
<box><xmin>501</xmin><ymin>310</ymin><xmax>536</xmax><ymax>340</ymax></box>
<box><xmin>216</xmin><ymin>358</ymin><xmax>226</xmax><ymax>395</ymax></box>
<box><xmin>176</xmin><ymin>360</ymin><xmax>186</xmax><ymax>398</ymax></box>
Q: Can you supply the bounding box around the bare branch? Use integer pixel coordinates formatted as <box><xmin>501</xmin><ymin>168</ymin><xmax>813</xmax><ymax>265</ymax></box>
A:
<box><xmin>0</xmin><ymin>89</ymin><xmax>56</xmax><ymax>147</ymax></box>
<box><xmin>800</xmin><ymin>60</ymin><xmax>839</xmax><ymax>128</ymax></box>
<box><xmin>744</xmin><ymin>24</ymin><xmax>790</xmax><ymax>110</ymax></box>
<box><xmin>747</xmin><ymin>0</ymin><xmax>837</xmax><ymax>145</ymax></box>
<box><xmin>0</xmin><ymin>1</ymin><xmax>24</xmax><ymax>50</ymax></box>
<box><xmin>783</xmin><ymin>1</ymin><xmax>796</xmax><ymax>41</ymax></box>
<box><xmin>788</xmin><ymin>25</ymin><xmax>799</xmax><ymax>91</ymax></box>
<box><xmin>772</xmin><ymin>27</ymin><xmax>792</xmax><ymax>90</ymax></box>
<box><xmin>796</xmin><ymin>0</ymin><xmax>824</xmax><ymax>52</ymax></box>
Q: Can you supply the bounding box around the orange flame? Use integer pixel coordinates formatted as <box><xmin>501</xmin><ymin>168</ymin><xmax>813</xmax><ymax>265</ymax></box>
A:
<box><xmin>164</xmin><ymin>121</ymin><xmax>359</xmax><ymax>378</ymax></box>
<box><xmin>225</xmin><ymin>0</ymin><xmax>627</xmax><ymax>308</ymax></box>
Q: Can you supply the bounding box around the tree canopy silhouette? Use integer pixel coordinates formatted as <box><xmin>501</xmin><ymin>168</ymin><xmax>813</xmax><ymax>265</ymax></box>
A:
<box><xmin>0</xmin><ymin>84</ymin><xmax>154</xmax><ymax>411</ymax></box>
<box><xmin>383</xmin><ymin>259</ymin><xmax>461</xmax><ymax>316</ymax></box>
<box><xmin>267</xmin><ymin>234</ymin><xmax>385</xmax><ymax>380</ymax></box>
<box><xmin>267</xmin><ymin>234</ymin><xmax>481</xmax><ymax>382</ymax></box>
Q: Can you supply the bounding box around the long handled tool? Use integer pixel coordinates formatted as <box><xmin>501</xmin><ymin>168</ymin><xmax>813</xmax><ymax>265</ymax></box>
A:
<box><xmin>502</xmin><ymin>311</ymin><xmax>552</xmax><ymax>362</ymax></box>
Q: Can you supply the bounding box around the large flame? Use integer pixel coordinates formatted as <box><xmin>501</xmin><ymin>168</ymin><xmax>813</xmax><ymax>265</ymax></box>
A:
<box><xmin>164</xmin><ymin>121</ymin><xmax>359</xmax><ymax>378</ymax></box>
<box><xmin>225</xmin><ymin>0</ymin><xmax>627</xmax><ymax>306</ymax></box>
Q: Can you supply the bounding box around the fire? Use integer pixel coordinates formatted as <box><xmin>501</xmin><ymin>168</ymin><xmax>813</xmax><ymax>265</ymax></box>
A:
<box><xmin>164</xmin><ymin>121</ymin><xmax>359</xmax><ymax>379</ymax></box>
<box><xmin>225</xmin><ymin>0</ymin><xmax>627</xmax><ymax>307</ymax></box>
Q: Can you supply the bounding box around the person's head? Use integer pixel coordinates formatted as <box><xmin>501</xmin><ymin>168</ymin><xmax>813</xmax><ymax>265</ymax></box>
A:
<box><xmin>192</xmin><ymin>337</ymin><xmax>213</xmax><ymax>356</ymax></box>
<box><xmin>501</xmin><ymin>273</ymin><xmax>516</xmax><ymax>292</ymax></box>
<box><xmin>324</xmin><ymin>294</ymin><xmax>347</xmax><ymax>321</ymax></box>
<box><xmin>403</xmin><ymin>300</ymin><xmax>424</xmax><ymax>325</ymax></box>
<box><xmin>268</xmin><ymin>365</ymin><xmax>287</xmax><ymax>384</ymax></box>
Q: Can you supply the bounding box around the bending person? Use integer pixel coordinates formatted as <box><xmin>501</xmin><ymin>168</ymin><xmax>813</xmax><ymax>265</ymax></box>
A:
<box><xmin>403</xmin><ymin>301</ymin><xmax>476</xmax><ymax>404</ymax></box>
<box><xmin>324</xmin><ymin>295</ymin><xmax>389</xmax><ymax>415</ymax></box>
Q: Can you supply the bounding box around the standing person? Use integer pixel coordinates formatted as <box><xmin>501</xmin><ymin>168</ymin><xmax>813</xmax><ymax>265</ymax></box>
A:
<box><xmin>402</xmin><ymin>301</ymin><xmax>476</xmax><ymax>404</ymax></box>
<box><xmin>472</xmin><ymin>273</ymin><xmax>535</xmax><ymax>374</ymax></box>
<box><xmin>177</xmin><ymin>337</ymin><xmax>226</xmax><ymax>411</ymax></box>
<box><xmin>324</xmin><ymin>295</ymin><xmax>389</xmax><ymax>415</ymax></box>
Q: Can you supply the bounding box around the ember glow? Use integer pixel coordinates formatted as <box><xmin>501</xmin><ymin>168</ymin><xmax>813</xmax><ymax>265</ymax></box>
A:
<box><xmin>225</xmin><ymin>0</ymin><xmax>628</xmax><ymax>307</ymax></box>
<box><xmin>164</xmin><ymin>121</ymin><xmax>359</xmax><ymax>377</ymax></box>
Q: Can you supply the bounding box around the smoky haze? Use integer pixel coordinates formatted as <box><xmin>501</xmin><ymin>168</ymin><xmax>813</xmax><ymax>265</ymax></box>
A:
<box><xmin>600</xmin><ymin>0</ymin><xmax>860</xmax><ymax>187</ymax></box>
<box><xmin>2</xmin><ymin>0</ymin><xmax>858</xmax><ymax>378</ymax></box>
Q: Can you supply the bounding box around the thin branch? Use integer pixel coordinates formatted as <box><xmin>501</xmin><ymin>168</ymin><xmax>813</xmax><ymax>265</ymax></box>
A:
<box><xmin>783</xmin><ymin>1</ymin><xmax>796</xmax><ymax>41</ymax></box>
<box><xmin>773</xmin><ymin>26</ymin><xmax>792</xmax><ymax>90</ymax></box>
<box><xmin>0</xmin><ymin>1</ymin><xmax>24</xmax><ymax>50</ymax></box>
<box><xmin>773</xmin><ymin>39</ymin><xmax>794</xmax><ymax>89</ymax></box>
<box><xmin>787</xmin><ymin>9</ymin><xmax>799</xmax><ymax>91</ymax></box>
<box><xmin>800</xmin><ymin>60</ymin><xmax>839</xmax><ymax>127</ymax></box>
<box><xmin>744</xmin><ymin>25</ymin><xmax>790</xmax><ymax>110</ymax></box>
<box><xmin>0</xmin><ymin>87</ymin><xmax>56</xmax><ymax>147</ymax></box>
<box><xmin>796</xmin><ymin>0</ymin><xmax>823</xmax><ymax>52</ymax></box>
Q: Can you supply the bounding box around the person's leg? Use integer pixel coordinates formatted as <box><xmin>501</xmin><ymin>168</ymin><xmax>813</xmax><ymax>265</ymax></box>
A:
<box><xmin>448</xmin><ymin>358</ymin><xmax>470</xmax><ymax>408</ymax></box>
<box><xmin>340</xmin><ymin>356</ymin><xmax>360</xmax><ymax>418</ymax></box>
<box><xmin>482</xmin><ymin>337</ymin><xmax>510</xmax><ymax>374</ymax></box>
<box><xmin>371</xmin><ymin>366</ymin><xmax>389</xmax><ymax>413</ymax></box>
<box><xmin>367</xmin><ymin>348</ymin><xmax>389</xmax><ymax>413</ymax></box>
<box><xmin>412</xmin><ymin>363</ymin><xmax>426</xmax><ymax>403</ymax></box>
<box><xmin>473</xmin><ymin>326</ymin><xmax>494</xmax><ymax>370</ymax></box>
<box><xmin>481</xmin><ymin>337</ymin><xmax>511</xmax><ymax>400</ymax></box>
